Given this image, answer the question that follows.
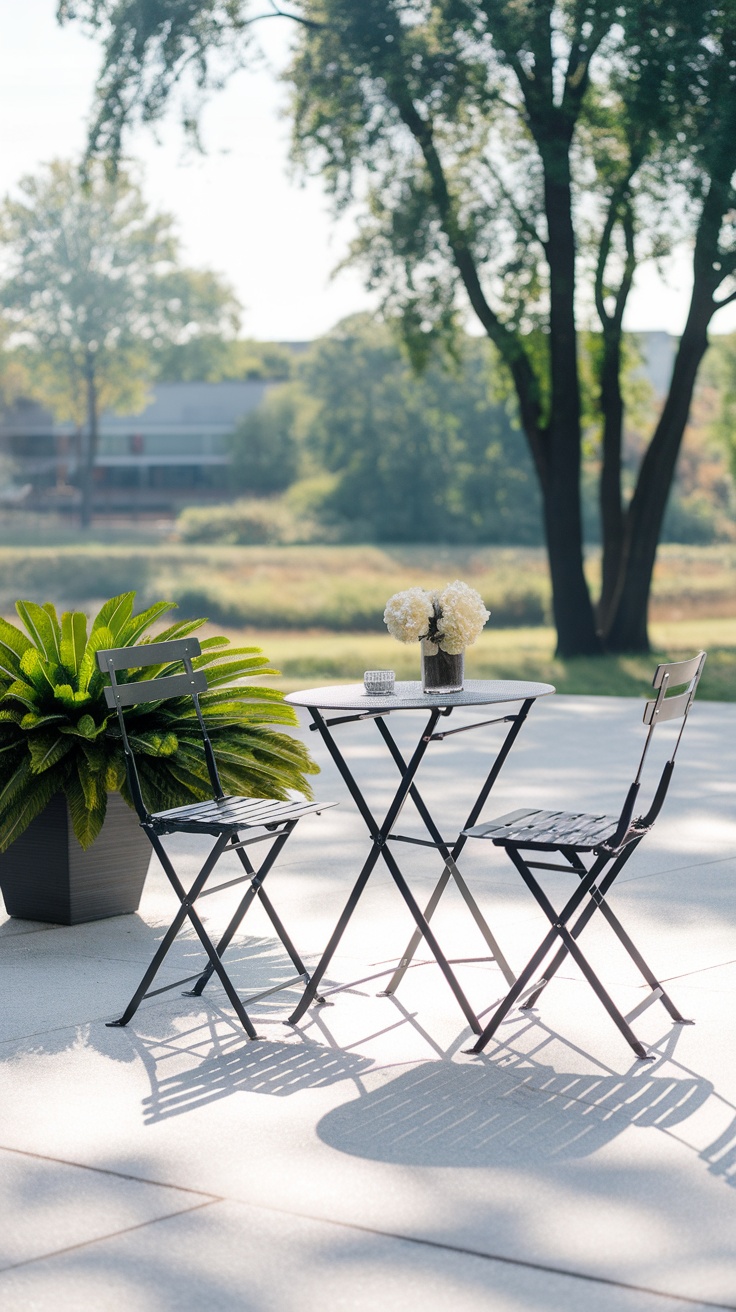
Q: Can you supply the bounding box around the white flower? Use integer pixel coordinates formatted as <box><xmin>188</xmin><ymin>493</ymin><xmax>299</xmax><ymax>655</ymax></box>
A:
<box><xmin>383</xmin><ymin>587</ymin><xmax>435</xmax><ymax>643</ymax></box>
<box><xmin>436</xmin><ymin>580</ymin><xmax>490</xmax><ymax>654</ymax></box>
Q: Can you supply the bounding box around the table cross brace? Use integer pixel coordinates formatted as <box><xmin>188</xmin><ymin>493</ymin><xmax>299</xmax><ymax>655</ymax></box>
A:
<box><xmin>287</xmin><ymin>699</ymin><xmax>534</xmax><ymax>1031</ymax></box>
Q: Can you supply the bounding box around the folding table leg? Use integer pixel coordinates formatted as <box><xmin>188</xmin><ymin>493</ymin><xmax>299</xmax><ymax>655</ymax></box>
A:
<box><xmin>380</xmin><ymin>703</ymin><xmax>532</xmax><ymax>996</ymax></box>
<box><xmin>287</xmin><ymin>847</ymin><xmax>382</xmax><ymax>1024</ymax></box>
<box><xmin>379</xmin><ymin>844</ymin><xmax>483</xmax><ymax>1034</ymax></box>
<box><xmin>288</xmin><ymin>706</ymin><xmax>442</xmax><ymax>1020</ymax></box>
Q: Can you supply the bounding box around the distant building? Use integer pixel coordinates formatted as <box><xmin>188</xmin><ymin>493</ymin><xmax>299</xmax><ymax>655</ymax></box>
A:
<box><xmin>0</xmin><ymin>333</ymin><xmax>681</xmax><ymax>514</ymax></box>
<box><xmin>0</xmin><ymin>379</ymin><xmax>277</xmax><ymax>512</ymax></box>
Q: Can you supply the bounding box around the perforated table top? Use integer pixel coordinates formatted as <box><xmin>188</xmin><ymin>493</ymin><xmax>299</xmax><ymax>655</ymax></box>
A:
<box><xmin>286</xmin><ymin>679</ymin><xmax>555</xmax><ymax>712</ymax></box>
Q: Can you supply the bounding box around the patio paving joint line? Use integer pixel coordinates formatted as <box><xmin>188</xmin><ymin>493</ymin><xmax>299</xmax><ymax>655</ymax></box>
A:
<box><xmin>0</xmin><ymin>1144</ymin><xmax>223</xmax><ymax>1201</ymax></box>
<box><xmin>0</xmin><ymin>1199</ymin><xmax>221</xmax><ymax>1279</ymax></box>
<box><xmin>226</xmin><ymin>1201</ymin><xmax>736</xmax><ymax>1312</ymax></box>
<box><xmin>2</xmin><ymin>1143</ymin><xmax>730</xmax><ymax>1308</ymax></box>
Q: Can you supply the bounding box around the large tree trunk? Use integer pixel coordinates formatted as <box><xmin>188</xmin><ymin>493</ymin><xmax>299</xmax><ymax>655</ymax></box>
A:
<box><xmin>597</xmin><ymin>327</ymin><xmax>625</xmax><ymax>631</ymax></box>
<box><xmin>542</xmin><ymin>159</ymin><xmax>601</xmax><ymax>656</ymax></box>
<box><xmin>80</xmin><ymin>353</ymin><xmax>98</xmax><ymax>529</ymax></box>
<box><xmin>605</xmin><ymin>295</ymin><xmax>712</xmax><ymax>651</ymax></box>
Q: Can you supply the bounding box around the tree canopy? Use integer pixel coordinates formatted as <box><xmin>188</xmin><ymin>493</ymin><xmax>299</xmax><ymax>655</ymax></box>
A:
<box><xmin>61</xmin><ymin>1</ymin><xmax>736</xmax><ymax>649</ymax></box>
<box><xmin>0</xmin><ymin>159</ymin><xmax>240</xmax><ymax>524</ymax></box>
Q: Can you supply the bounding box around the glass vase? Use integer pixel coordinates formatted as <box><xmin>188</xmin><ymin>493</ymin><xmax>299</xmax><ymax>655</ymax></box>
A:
<box><xmin>420</xmin><ymin>640</ymin><xmax>464</xmax><ymax>694</ymax></box>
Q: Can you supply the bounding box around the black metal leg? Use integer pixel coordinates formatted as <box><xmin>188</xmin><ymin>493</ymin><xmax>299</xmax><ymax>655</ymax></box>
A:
<box><xmin>593</xmin><ymin>895</ymin><xmax>691</xmax><ymax>1024</ymax></box>
<box><xmin>520</xmin><ymin>849</ymin><xmax>626</xmax><ymax>1009</ymax></box>
<box><xmin>287</xmin><ymin>846</ymin><xmax>382</xmax><ymax>1024</ymax></box>
<box><xmin>379</xmin><ymin>844</ymin><xmax>483</xmax><ymax>1034</ymax></box>
<box><xmin>468</xmin><ymin>923</ymin><xmax>564</xmax><ymax>1052</ymax></box>
<box><xmin>381</xmin><ymin>702</ymin><xmax>533</xmax><ymax>994</ymax></box>
<box><xmin>290</xmin><ymin>703</ymin><xmax>486</xmax><ymax>1030</ymax></box>
<box><xmin>292</xmin><ymin>699</ymin><xmax>540</xmax><ymax>1037</ymax></box>
<box><xmin>186</xmin><ymin>824</ymin><xmax>303</xmax><ymax>997</ymax></box>
<box><xmin>469</xmin><ymin>849</ymin><xmax>613</xmax><ymax>1054</ymax></box>
<box><xmin>472</xmin><ymin>845</ymin><xmax>655</xmax><ymax>1060</ymax></box>
<box><xmin>107</xmin><ymin>832</ymin><xmax>245</xmax><ymax>1027</ymax></box>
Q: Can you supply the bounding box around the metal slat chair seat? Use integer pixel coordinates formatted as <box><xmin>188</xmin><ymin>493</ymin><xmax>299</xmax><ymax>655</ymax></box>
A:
<box><xmin>462</xmin><ymin>653</ymin><xmax>707</xmax><ymax>1061</ymax></box>
<box><xmin>152</xmin><ymin>796</ymin><xmax>326</xmax><ymax>835</ymax></box>
<box><xmin>465</xmin><ymin>807</ymin><xmax>632</xmax><ymax>851</ymax></box>
<box><xmin>97</xmin><ymin>637</ymin><xmax>334</xmax><ymax>1039</ymax></box>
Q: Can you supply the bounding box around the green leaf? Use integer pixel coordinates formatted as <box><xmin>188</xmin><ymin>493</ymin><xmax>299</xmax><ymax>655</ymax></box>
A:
<box><xmin>57</xmin><ymin>713</ymin><xmax>109</xmax><ymax>740</ymax></box>
<box><xmin>4</xmin><ymin>678</ymin><xmax>40</xmax><ymax>711</ymax></box>
<box><xmin>78</xmin><ymin>625</ymin><xmax>115</xmax><ymax>693</ymax></box>
<box><xmin>16</xmin><ymin>601</ymin><xmax>62</xmax><ymax>663</ymax></box>
<box><xmin>66</xmin><ymin>769</ymin><xmax>107</xmax><ymax>850</ymax></box>
<box><xmin>0</xmin><ymin>617</ymin><xmax>32</xmax><ymax>682</ymax></box>
<box><xmin>19</xmin><ymin>712</ymin><xmax>67</xmax><ymax>730</ymax></box>
<box><xmin>53</xmin><ymin>683</ymin><xmax>92</xmax><ymax>711</ymax></box>
<box><xmin>29</xmin><ymin>733</ymin><xmax>74</xmax><ymax>774</ymax></box>
<box><xmin>120</xmin><ymin>600</ymin><xmax>176</xmax><ymax>647</ymax></box>
<box><xmin>90</xmin><ymin>593</ymin><xmax>135</xmax><ymax>642</ymax></box>
<box><xmin>42</xmin><ymin>603</ymin><xmax>62</xmax><ymax>655</ymax></box>
<box><xmin>60</xmin><ymin>611</ymin><xmax>88</xmax><ymax>676</ymax></box>
<box><xmin>20</xmin><ymin>647</ymin><xmax>60</xmax><ymax>698</ymax></box>
<box><xmin>0</xmin><ymin>761</ymin><xmax>69</xmax><ymax>853</ymax></box>
<box><xmin>153</xmin><ymin>617</ymin><xmax>208</xmax><ymax>644</ymax></box>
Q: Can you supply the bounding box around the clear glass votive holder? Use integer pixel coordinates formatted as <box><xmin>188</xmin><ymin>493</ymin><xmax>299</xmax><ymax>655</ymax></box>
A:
<box><xmin>364</xmin><ymin>669</ymin><xmax>395</xmax><ymax>696</ymax></box>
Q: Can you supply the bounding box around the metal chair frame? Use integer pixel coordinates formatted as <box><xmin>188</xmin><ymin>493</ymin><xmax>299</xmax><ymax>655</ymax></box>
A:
<box><xmin>463</xmin><ymin>653</ymin><xmax>707</xmax><ymax>1060</ymax></box>
<box><xmin>98</xmin><ymin>637</ymin><xmax>331</xmax><ymax>1039</ymax></box>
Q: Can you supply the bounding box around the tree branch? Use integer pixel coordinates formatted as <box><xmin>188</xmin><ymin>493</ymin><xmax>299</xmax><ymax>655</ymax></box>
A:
<box><xmin>388</xmin><ymin>83</ymin><xmax>547</xmax><ymax>475</ymax></box>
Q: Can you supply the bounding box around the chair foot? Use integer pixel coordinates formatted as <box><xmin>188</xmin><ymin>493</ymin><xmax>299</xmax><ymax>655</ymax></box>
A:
<box><xmin>106</xmin><ymin>1018</ymin><xmax>128</xmax><ymax>1028</ymax></box>
<box><xmin>674</xmin><ymin>1017</ymin><xmax>695</xmax><ymax>1025</ymax></box>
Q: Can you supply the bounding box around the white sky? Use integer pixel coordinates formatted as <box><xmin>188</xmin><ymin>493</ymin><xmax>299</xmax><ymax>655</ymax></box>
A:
<box><xmin>1</xmin><ymin>0</ymin><xmax>734</xmax><ymax>341</ymax></box>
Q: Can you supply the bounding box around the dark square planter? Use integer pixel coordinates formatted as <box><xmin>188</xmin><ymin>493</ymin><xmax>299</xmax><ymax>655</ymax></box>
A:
<box><xmin>0</xmin><ymin>792</ymin><xmax>151</xmax><ymax>925</ymax></box>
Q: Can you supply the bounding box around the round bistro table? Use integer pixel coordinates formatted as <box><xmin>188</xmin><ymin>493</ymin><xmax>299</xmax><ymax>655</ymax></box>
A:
<box><xmin>285</xmin><ymin>678</ymin><xmax>555</xmax><ymax>1034</ymax></box>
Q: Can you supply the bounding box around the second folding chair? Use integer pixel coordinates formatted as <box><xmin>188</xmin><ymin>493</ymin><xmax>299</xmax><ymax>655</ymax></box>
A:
<box><xmin>98</xmin><ymin>637</ymin><xmax>334</xmax><ymax>1039</ymax></box>
<box><xmin>463</xmin><ymin>652</ymin><xmax>706</xmax><ymax>1060</ymax></box>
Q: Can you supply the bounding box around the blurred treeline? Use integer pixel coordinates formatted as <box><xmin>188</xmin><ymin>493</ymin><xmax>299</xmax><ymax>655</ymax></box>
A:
<box><xmin>174</xmin><ymin>315</ymin><xmax>736</xmax><ymax>547</ymax></box>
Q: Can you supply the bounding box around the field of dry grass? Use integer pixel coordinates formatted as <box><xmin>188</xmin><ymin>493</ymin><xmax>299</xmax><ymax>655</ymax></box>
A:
<box><xmin>1</xmin><ymin>539</ymin><xmax>733</xmax><ymax>698</ymax></box>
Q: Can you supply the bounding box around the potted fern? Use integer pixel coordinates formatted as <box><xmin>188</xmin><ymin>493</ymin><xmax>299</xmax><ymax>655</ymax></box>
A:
<box><xmin>0</xmin><ymin>592</ymin><xmax>317</xmax><ymax>924</ymax></box>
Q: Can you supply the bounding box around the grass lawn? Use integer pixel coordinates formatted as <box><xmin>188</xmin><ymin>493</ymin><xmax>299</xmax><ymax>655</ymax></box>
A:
<box><xmin>211</xmin><ymin>617</ymin><xmax>736</xmax><ymax>700</ymax></box>
<box><xmin>0</xmin><ymin>534</ymin><xmax>732</xmax><ymax>698</ymax></box>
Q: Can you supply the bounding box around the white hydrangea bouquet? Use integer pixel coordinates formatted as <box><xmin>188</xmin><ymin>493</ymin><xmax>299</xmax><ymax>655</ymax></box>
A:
<box><xmin>383</xmin><ymin>581</ymin><xmax>490</xmax><ymax>693</ymax></box>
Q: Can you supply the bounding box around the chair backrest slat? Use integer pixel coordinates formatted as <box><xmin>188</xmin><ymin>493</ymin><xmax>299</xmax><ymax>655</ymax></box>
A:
<box><xmin>103</xmin><ymin>670</ymin><xmax>208</xmax><ymax>710</ymax></box>
<box><xmin>607</xmin><ymin>650</ymin><xmax>706</xmax><ymax>848</ymax></box>
<box><xmin>642</xmin><ymin>687</ymin><xmax>692</xmax><ymax>725</ymax></box>
<box><xmin>97</xmin><ymin>637</ymin><xmax>223</xmax><ymax>822</ymax></box>
<box><xmin>652</xmin><ymin>652</ymin><xmax>704</xmax><ymax>690</ymax></box>
<box><xmin>97</xmin><ymin>637</ymin><xmax>201</xmax><ymax>672</ymax></box>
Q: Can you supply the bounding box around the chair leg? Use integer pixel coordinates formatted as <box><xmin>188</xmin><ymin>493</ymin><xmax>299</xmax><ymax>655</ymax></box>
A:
<box><xmin>186</xmin><ymin>825</ymin><xmax>311</xmax><ymax>998</ymax></box>
<box><xmin>108</xmin><ymin>830</ymin><xmax>260</xmax><ymax>1040</ymax></box>
<box><xmin>554</xmin><ymin>923</ymin><xmax>650</xmax><ymax>1060</ymax></box>
<box><xmin>471</xmin><ymin>846</ymin><xmax>653</xmax><ymax>1060</ymax></box>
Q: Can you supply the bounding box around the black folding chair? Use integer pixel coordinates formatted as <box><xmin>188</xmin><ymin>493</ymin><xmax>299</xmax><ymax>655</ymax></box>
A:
<box><xmin>98</xmin><ymin>637</ymin><xmax>333</xmax><ymax>1039</ymax></box>
<box><xmin>463</xmin><ymin>652</ymin><xmax>706</xmax><ymax>1060</ymax></box>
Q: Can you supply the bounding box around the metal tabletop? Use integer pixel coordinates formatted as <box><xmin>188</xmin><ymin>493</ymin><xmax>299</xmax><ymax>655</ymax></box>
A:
<box><xmin>286</xmin><ymin>678</ymin><xmax>555</xmax><ymax>712</ymax></box>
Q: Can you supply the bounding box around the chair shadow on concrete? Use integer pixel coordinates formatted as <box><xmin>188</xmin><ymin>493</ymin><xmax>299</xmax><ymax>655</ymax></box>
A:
<box><xmin>316</xmin><ymin>1054</ymin><xmax>716</xmax><ymax>1169</ymax></box>
<box><xmin>119</xmin><ymin>1019</ymin><xmax>374</xmax><ymax>1123</ymax></box>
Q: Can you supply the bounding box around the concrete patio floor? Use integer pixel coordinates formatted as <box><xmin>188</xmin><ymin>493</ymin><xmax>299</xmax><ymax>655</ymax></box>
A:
<box><xmin>1</xmin><ymin>692</ymin><xmax>735</xmax><ymax>1311</ymax></box>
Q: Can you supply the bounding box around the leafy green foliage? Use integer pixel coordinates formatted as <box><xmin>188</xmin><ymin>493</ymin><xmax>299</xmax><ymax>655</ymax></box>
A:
<box><xmin>0</xmin><ymin>592</ymin><xmax>318</xmax><ymax>852</ymax></box>
<box><xmin>229</xmin><ymin>385</ymin><xmax>302</xmax><ymax>494</ymax></box>
<box><xmin>0</xmin><ymin>159</ymin><xmax>241</xmax><ymax>524</ymax></box>
<box><xmin>293</xmin><ymin>317</ymin><xmax>543</xmax><ymax>543</ymax></box>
